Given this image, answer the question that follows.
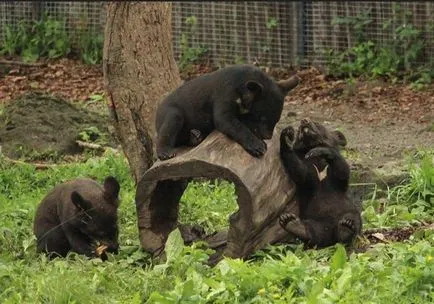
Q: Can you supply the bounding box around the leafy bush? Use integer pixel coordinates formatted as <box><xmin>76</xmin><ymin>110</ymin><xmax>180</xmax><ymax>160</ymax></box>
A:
<box><xmin>179</xmin><ymin>16</ymin><xmax>208</xmax><ymax>71</ymax></box>
<box><xmin>0</xmin><ymin>15</ymin><xmax>70</xmax><ymax>63</ymax></box>
<box><xmin>78</xmin><ymin>29</ymin><xmax>104</xmax><ymax>65</ymax></box>
<box><xmin>0</xmin><ymin>15</ymin><xmax>104</xmax><ymax>64</ymax></box>
<box><xmin>326</xmin><ymin>6</ymin><xmax>434</xmax><ymax>87</ymax></box>
<box><xmin>363</xmin><ymin>151</ymin><xmax>434</xmax><ymax>228</ymax></box>
<box><xmin>389</xmin><ymin>152</ymin><xmax>434</xmax><ymax>211</ymax></box>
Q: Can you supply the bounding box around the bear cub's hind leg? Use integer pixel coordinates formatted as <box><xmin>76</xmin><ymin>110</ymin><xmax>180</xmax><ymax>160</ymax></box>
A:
<box><xmin>279</xmin><ymin>213</ymin><xmax>311</xmax><ymax>241</ymax></box>
<box><xmin>337</xmin><ymin>213</ymin><xmax>361</xmax><ymax>243</ymax></box>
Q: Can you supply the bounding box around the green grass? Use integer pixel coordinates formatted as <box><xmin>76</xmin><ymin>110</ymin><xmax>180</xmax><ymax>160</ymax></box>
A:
<box><xmin>0</xmin><ymin>150</ymin><xmax>433</xmax><ymax>303</ymax></box>
<box><xmin>362</xmin><ymin>151</ymin><xmax>434</xmax><ymax>229</ymax></box>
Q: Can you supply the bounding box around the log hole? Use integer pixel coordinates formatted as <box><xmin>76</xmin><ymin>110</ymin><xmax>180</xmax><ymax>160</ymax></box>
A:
<box><xmin>135</xmin><ymin>131</ymin><xmax>297</xmax><ymax>260</ymax></box>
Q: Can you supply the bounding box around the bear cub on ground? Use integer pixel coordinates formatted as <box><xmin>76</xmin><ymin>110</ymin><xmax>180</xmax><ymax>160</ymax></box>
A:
<box><xmin>155</xmin><ymin>64</ymin><xmax>299</xmax><ymax>160</ymax></box>
<box><xmin>279</xmin><ymin>118</ymin><xmax>362</xmax><ymax>247</ymax></box>
<box><xmin>33</xmin><ymin>176</ymin><xmax>121</xmax><ymax>260</ymax></box>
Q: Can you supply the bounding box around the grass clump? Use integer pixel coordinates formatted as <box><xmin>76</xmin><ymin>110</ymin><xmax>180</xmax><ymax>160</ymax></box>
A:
<box><xmin>362</xmin><ymin>151</ymin><xmax>434</xmax><ymax>228</ymax></box>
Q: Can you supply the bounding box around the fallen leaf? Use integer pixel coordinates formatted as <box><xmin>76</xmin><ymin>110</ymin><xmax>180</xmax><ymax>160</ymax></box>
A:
<box><xmin>371</xmin><ymin>233</ymin><xmax>388</xmax><ymax>242</ymax></box>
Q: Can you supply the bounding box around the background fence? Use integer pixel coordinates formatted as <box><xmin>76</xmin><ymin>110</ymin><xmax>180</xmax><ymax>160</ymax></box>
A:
<box><xmin>0</xmin><ymin>1</ymin><xmax>433</xmax><ymax>68</ymax></box>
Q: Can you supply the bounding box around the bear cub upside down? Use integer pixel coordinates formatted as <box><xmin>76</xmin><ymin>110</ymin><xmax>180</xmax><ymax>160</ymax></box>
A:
<box><xmin>279</xmin><ymin>119</ymin><xmax>362</xmax><ymax>247</ymax></box>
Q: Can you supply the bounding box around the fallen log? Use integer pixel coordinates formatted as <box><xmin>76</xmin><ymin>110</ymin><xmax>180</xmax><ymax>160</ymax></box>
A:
<box><xmin>135</xmin><ymin>130</ymin><xmax>298</xmax><ymax>259</ymax></box>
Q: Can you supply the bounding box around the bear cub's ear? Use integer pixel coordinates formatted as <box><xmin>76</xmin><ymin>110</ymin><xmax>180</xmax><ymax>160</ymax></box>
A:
<box><xmin>333</xmin><ymin>130</ymin><xmax>347</xmax><ymax>147</ymax></box>
<box><xmin>71</xmin><ymin>191</ymin><xmax>92</xmax><ymax>211</ymax></box>
<box><xmin>103</xmin><ymin>176</ymin><xmax>120</xmax><ymax>203</ymax></box>
<box><xmin>277</xmin><ymin>75</ymin><xmax>301</xmax><ymax>95</ymax></box>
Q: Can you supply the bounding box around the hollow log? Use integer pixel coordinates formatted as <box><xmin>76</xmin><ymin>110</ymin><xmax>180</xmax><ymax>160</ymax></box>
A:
<box><xmin>135</xmin><ymin>130</ymin><xmax>298</xmax><ymax>259</ymax></box>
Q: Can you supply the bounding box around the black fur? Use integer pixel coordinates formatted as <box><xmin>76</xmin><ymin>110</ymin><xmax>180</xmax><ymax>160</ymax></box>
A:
<box><xmin>155</xmin><ymin>64</ymin><xmax>297</xmax><ymax>160</ymax></box>
<box><xmin>279</xmin><ymin>119</ymin><xmax>362</xmax><ymax>247</ymax></box>
<box><xmin>33</xmin><ymin>176</ymin><xmax>120</xmax><ymax>259</ymax></box>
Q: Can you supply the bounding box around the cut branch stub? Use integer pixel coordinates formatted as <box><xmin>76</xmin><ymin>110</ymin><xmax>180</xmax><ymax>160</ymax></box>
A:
<box><xmin>135</xmin><ymin>130</ymin><xmax>298</xmax><ymax>259</ymax></box>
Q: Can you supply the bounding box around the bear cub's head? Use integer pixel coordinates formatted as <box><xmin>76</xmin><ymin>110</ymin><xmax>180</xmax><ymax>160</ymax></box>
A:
<box><xmin>294</xmin><ymin>118</ymin><xmax>347</xmax><ymax>154</ymax></box>
<box><xmin>70</xmin><ymin>176</ymin><xmax>120</xmax><ymax>257</ymax></box>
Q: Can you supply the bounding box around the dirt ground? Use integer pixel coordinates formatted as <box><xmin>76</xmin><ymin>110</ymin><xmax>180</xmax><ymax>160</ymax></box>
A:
<box><xmin>0</xmin><ymin>92</ymin><xmax>116</xmax><ymax>160</ymax></box>
<box><xmin>0</xmin><ymin>58</ymin><xmax>433</xmax><ymax>170</ymax></box>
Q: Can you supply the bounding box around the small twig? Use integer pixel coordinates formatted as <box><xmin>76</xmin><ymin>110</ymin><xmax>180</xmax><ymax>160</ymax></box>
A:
<box><xmin>0</xmin><ymin>59</ymin><xmax>47</xmax><ymax>67</ymax></box>
<box><xmin>0</xmin><ymin>141</ymin><xmax>119</xmax><ymax>170</ymax></box>
<box><xmin>1</xmin><ymin>157</ymin><xmax>59</xmax><ymax>170</ymax></box>
<box><xmin>76</xmin><ymin>140</ymin><xmax>119</xmax><ymax>154</ymax></box>
<box><xmin>76</xmin><ymin>140</ymin><xmax>105</xmax><ymax>151</ymax></box>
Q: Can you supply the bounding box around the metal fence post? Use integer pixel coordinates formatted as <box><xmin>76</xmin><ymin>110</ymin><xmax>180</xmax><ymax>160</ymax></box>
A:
<box><xmin>297</xmin><ymin>0</ymin><xmax>307</xmax><ymax>66</ymax></box>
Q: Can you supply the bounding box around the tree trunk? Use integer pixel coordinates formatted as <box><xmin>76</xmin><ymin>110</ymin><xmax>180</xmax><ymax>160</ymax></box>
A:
<box><xmin>103</xmin><ymin>2</ymin><xmax>181</xmax><ymax>182</ymax></box>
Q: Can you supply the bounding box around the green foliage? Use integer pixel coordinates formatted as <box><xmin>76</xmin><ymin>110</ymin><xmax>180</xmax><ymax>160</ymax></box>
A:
<box><xmin>234</xmin><ymin>55</ymin><xmax>246</xmax><ymax>65</ymax></box>
<box><xmin>332</xmin><ymin>9</ymin><xmax>373</xmax><ymax>42</ymax></box>
<box><xmin>0</xmin><ymin>22</ymin><xmax>27</xmax><ymax>57</ymax></box>
<box><xmin>147</xmin><ymin>240</ymin><xmax>434</xmax><ymax>303</ymax></box>
<box><xmin>180</xmin><ymin>180</ymin><xmax>238</xmax><ymax>233</ymax></box>
<box><xmin>78</xmin><ymin>126</ymin><xmax>107</xmax><ymax>145</ymax></box>
<box><xmin>389</xmin><ymin>152</ymin><xmax>434</xmax><ymax>210</ymax></box>
<box><xmin>0</xmin><ymin>150</ymin><xmax>433</xmax><ymax>302</ymax></box>
<box><xmin>78</xmin><ymin>29</ymin><xmax>104</xmax><ymax>65</ymax></box>
<box><xmin>266</xmin><ymin>17</ymin><xmax>279</xmax><ymax>30</ymax></box>
<box><xmin>179</xmin><ymin>16</ymin><xmax>208</xmax><ymax>71</ymax></box>
<box><xmin>88</xmin><ymin>93</ymin><xmax>105</xmax><ymax>103</ymax></box>
<box><xmin>363</xmin><ymin>151</ymin><xmax>434</xmax><ymax>228</ymax></box>
<box><xmin>0</xmin><ymin>15</ymin><xmax>103</xmax><ymax>65</ymax></box>
<box><xmin>326</xmin><ymin>7</ymin><xmax>433</xmax><ymax>87</ymax></box>
<box><xmin>257</xmin><ymin>17</ymin><xmax>280</xmax><ymax>67</ymax></box>
<box><xmin>0</xmin><ymin>15</ymin><xmax>70</xmax><ymax>63</ymax></box>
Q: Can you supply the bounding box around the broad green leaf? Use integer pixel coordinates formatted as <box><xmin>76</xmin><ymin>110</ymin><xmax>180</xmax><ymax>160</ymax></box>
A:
<box><xmin>165</xmin><ymin>228</ymin><xmax>184</xmax><ymax>263</ymax></box>
<box><xmin>146</xmin><ymin>291</ymin><xmax>176</xmax><ymax>304</ymax></box>
<box><xmin>330</xmin><ymin>245</ymin><xmax>347</xmax><ymax>271</ymax></box>
<box><xmin>217</xmin><ymin>259</ymin><xmax>232</xmax><ymax>276</ymax></box>
<box><xmin>307</xmin><ymin>281</ymin><xmax>324</xmax><ymax>304</ymax></box>
<box><xmin>181</xmin><ymin>279</ymin><xmax>195</xmax><ymax>298</ymax></box>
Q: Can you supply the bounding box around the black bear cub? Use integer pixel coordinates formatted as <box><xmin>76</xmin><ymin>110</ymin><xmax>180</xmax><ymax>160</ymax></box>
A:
<box><xmin>279</xmin><ymin>118</ymin><xmax>362</xmax><ymax>247</ymax></box>
<box><xmin>33</xmin><ymin>176</ymin><xmax>120</xmax><ymax>260</ymax></box>
<box><xmin>155</xmin><ymin>64</ymin><xmax>299</xmax><ymax>160</ymax></box>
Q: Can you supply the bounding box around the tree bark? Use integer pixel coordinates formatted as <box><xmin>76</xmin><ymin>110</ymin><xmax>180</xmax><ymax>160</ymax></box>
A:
<box><xmin>103</xmin><ymin>2</ymin><xmax>181</xmax><ymax>182</ymax></box>
<box><xmin>135</xmin><ymin>130</ymin><xmax>298</xmax><ymax>260</ymax></box>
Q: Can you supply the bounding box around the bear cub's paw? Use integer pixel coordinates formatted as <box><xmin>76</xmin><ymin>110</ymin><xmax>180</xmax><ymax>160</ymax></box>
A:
<box><xmin>339</xmin><ymin>217</ymin><xmax>356</xmax><ymax>231</ymax></box>
<box><xmin>245</xmin><ymin>137</ymin><xmax>267</xmax><ymax>157</ymax></box>
<box><xmin>189</xmin><ymin>129</ymin><xmax>204</xmax><ymax>146</ymax></box>
<box><xmin>305</xmin><ymin>147</ymin><xmax>333</xmax><ymax>159</ymax></box>
<box><xmin>280</xmin><ymin>126</ymin><xmax>295</xmax><ymax>150</ymax></box>
<box><xmin>157</xmin><ymin>149</ymin><xmax>177</xmax><ymax>161</ymax></box>
<box><xmin>279</xmin><ymin>213</ymin><xmax>299</xmax><ymax>228</ymax></box>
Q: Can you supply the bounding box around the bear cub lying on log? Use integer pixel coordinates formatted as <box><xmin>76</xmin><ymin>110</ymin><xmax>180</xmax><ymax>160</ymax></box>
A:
<box><xmin>279</xmin><ymin>119</ymin><xmax>362</xmax><ymax>247</ymax></box>
<box><xmin>155</xmin><ymin>64</ymin><xmax>300</xmax><ymax>160</ymax></box>
<box><xmin>33</xmin><ymin>176</ymin><xmax>121</xmax><ymax>260</ymax></box>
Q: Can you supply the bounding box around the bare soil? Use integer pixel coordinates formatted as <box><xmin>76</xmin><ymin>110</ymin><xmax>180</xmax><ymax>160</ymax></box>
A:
<box><xmin>357</xmin><ymin>221</ymin><xmax>434</xmax><ymax>251</ymax></box>
<box><xmin>0</xmin><ymin>92</ymin><xmax>116</xmax><ymax>161</ymax></box>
